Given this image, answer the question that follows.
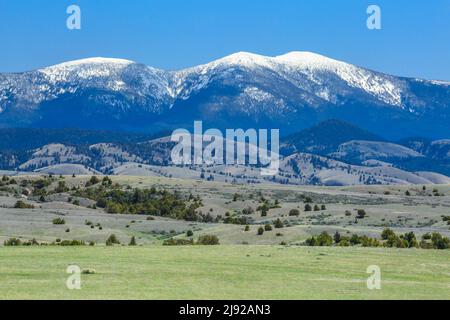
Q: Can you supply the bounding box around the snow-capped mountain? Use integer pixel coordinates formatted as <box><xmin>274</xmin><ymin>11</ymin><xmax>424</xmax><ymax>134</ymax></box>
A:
<box><xmin>0</xmin><ymin>52</ymin><xmax>449</xmax><ymax>138</ymax></box>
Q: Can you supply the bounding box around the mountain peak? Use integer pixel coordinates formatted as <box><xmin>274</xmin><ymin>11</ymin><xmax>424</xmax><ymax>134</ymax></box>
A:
<box><xmin>276</xmin><ymin>51</ymin><xmax>327</xmax><ymax>60</ymax></box>
<box><xmin>212</xmin><ymin>51</ymin><xmax>273</xmax><ymax>68</ymax></box>
<box><xmin>274</xmin><ymin>51</ymin><xmax>346</xmax><ymax>68</ymax></box>
<box><xmin>198</xmin><ymin>51</ymin><xmax>350</xmax><ymax>72</ymax></box>
<box><xmin>38</xmin><ymin>57</ymin><xmax>137</xmax><ymax>83</ymax></box>
<box><xmin>39</xmin><ymin>57</ymin><xmax>135</xmax><ymax>76</ymax></box>
<box><xmin>48</xmin><ymin>57</ymin><xmax>135</xmax><ymax>68</ymax></box>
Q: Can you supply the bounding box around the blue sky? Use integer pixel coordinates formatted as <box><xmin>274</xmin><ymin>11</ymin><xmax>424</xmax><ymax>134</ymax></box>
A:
<box><xmin>0</xmin><ymin>0</ymin><xmax>449</xmax><ymax>80</ymax></box>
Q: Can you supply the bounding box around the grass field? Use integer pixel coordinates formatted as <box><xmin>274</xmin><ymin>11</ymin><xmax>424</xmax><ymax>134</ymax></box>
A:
<box><xmin>1</xmin><ymin>246</ymin><xmax>449</xmax><ymax>300</ymax></box>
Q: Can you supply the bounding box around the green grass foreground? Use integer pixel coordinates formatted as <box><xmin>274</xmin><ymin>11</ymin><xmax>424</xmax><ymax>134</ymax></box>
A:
<box><xmin>0</xmin><ymin>246</ymin><xmax>449</xmax><ymax>300</ymax></box>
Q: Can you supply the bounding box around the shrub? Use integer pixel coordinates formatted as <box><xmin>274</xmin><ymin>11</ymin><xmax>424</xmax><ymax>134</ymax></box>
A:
<box><xmin>106</xmin><ymin>234</ymin><xmax>120</xmax><ymax>246</ymax></box>
<box><xmin>196</xmin><ymin>235</ymin><xmax>220</xmax><ymax>245</ymax></box>
<box><xmin>163</xmin><ymin>238</ymin><xmax>194</xmax><ymax>246</ymax></box>
<box><xmin>402</xmin><ymin>232</ymin><xmax>419</xmax><ymax>248</ymax></box>
<box><xmin>14</xmin><ymin>200</ymin><xmax>34</xmax><ymax>209</ymax></box>
<box><xmin>264</xmin><ymin>224</ymin><xmax>273</xmax><ymax>231</ymax></box>
<box><xmin>289</xmin><ymin>209</ymin><xmax>300</xmax><ymax>216</ymax></box>
<box><xmin>381</xmin><ymin>228</ymin><xmax>396</xmax><ymax>240</ymax></box>
<box><xmin>316</xmin><ymin>232</ymin><xmax>333</xmax><ymax>246</ymax></box>
<box><xmin>4</xmin><ymin>238</ymin><xmax>22</xmax><ymax>246</ymax></box>
<box><xmin>186</xmin><ymin>230</ymin><xmax>194</xmax><ymax>237</ymax></box>
<box><xmin>350</xmin><ymin>234</ymin><xmax>361</xmax><ymax>245</ymax></box>
<box><xmin>129</xmin><ymin>236</ymin><xmax>137</xmax><ymax>246</ymax></box>
<box><xmin>32</xmin><ymin>179</ymin><xmax>50</xmax><ymax>190</ymax></box>
<box><xmin>257</xmin><ymin>204</ymin><xmax>269</xmax><ymax>216</ymax></box>
<box><xmin>305</xmin><ymin>232</ymin><xmax>333</xmax><ymax>247</ymax></box>
<box><xmin>242</xmin><ymin>207</ymin><xmax>255</xmax><ymax>215</ymax></box>
<box><xmin>102</xmin><ymin>176</ymin><xmax>112</xmax><ymax>186</ymax></box>
<box><xmin>360</xmin><ymin>236</ymin><xmax>381</xmax><ymax>247</ymax></box>
<box><xmin>52</xmin><ymin>218</ymin><xmax>66</xmax><ymax>225</ymax></box>
<box><xmin>431</xmin><ymin>233</ymin><xmax>450</xmax><ymax>250</ymax></box>
<box><xmin>244</xmin><ymin>225</ymin><xmax>250</xmax><ymax>232</ymax></box>
<box><xmin>85</xmin><ymin>176</ymin><xmax>101</xmax><ymax>187</ymax></box>
<box><xmin>96</xmin><ymin>198</ymin><xmax>107</xmax><ymax>208</ymax></box>
<box><xmin>356</xmin><ymin>209</ymin><xmax>367</xmax><ymax>219</ymax></box>
<box><xmin>321</xmin><ymin>205</ymin><xmax>326</xmax><ymax>210</ymax></box>
<box><xmin>422</xmin><ymin>233</ymin><xmax>432</xmax><ymax>240</ymax></box>
<box><xmin>59</xmin><ymin>240</ymin><xmax>85</xmax><ymax>246</ymax></box>
<box><xmin>314</xmin><ymin>205</ymin><xmax>320</xmax><ymax>211</ymax></box>
<box><xmin>303</xmin><ymin>196</ymin><xmax>313</xmax><ymax>203</ymax></box>
<box><xmin>22</xmin><ymin>238</ymin><xmax>40</xmax><ymax>246</ymax></box>
<box><xmin>257</xmin><ymin>227</ymin><xmax>264</xmax><ymax>236</ymax></box>
<box><xmin>419</xmin><ymin>240</ymin><xmax>433</xmax><ymax>249</ymax></box>
<box><xmin>274</xmin><ymin>218</ymin><xmax>284</xmax><ymax>229</ymax></box>
<box><xmin>304</xmin><ymin>204</ymin><xmax>312</xmax><ymax>212</ymax></box>
<box><xmin>55</xmin><ymin>181</ymin><xmax>69</xmax><ymax>193</ymax></box>
<box><xmin>333</xmin><ymin>231</ymin><xmax>341</xmax><ymax>244</ymax></box>
<box><xmin>385</xmin><ymin>234</ymin><xmax>404</xmax><ymax>248</ymax></box>
<box><xmin>305</xmin><ymin>236</ymin><xmax>317</xmax><ymax>246</ymax></box>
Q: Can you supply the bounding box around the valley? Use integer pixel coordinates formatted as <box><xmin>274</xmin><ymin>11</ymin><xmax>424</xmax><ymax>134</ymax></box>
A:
<box><xmin>1</xmin><ymin>174</ymin><xmax>449</xmax><ymax>246</ymax></box>
<box><xmin>1</xmin><ymin>174</ymin><xmax>449</xmax><ymax>299</ymax></box>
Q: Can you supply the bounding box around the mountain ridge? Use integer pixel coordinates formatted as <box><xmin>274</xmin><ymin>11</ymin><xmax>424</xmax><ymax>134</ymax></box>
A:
<box><xmin>1</xmin><ymin>51</ymin><xmax>449</xmax><ymax>138</ymax></box>
<box><xmin>0</xmin><ymin>120</ymin><xmax>449</xmax><ymax>184</ymax></box>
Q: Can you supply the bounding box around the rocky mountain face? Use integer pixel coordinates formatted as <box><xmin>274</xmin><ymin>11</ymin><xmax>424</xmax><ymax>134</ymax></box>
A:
<box><xmin>1</xmin><ymin>52</ymin><xmax>449</xmax><ymax>138</ymax></box>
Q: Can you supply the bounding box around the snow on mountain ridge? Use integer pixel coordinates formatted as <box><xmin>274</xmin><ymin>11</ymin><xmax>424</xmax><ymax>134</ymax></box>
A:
<box><xmin>0</xmin><ymin>57</ymin><xmax>175</xmax><ymax>110</ymax></box>
<box><xmin>166</xmin><ymin>51</ymin><xmax>405</xmax><ymax>106</ymax></box>
<box><xmin>273</xmin><ymin>52</ymin><xmax>403</xmax><ymax>106</ymax></box>
<box><xmin>275</xmin><ymin>51</ymin><xmax>345</xmax><ymax>68</ymax></box>
<box><xmin>0</xmin><ymin>51</ymin><xmax>447</xmax><ymax>126</ymax></box>
<box><xmin>3</xmin><ymin>52</ymin><xmax>409</xmax><ymax>107</ymax></box>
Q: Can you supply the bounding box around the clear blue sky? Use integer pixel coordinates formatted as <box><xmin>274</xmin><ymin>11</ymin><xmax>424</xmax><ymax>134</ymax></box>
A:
<box><xmin>0</xmin><ymin>0</ymin><xmax>449</xmax><ymax>80</ymax></box>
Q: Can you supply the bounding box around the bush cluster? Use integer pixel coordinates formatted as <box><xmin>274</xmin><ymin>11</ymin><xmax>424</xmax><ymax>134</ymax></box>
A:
<box><xmin>52</xmin><ymin>218</ymin><xmax>66</xmax><ymax>225</ymax></box>
<box><xmin>74</xmin><ymin>186</ymin><xmax>203</xmax><ymax>222</ymax></box>
<box><xmin>4</xmin><ymin>238</ymin><xmax>86</xmax><ymax>246</ymax></box>
<box><xmin>163</xmin><ymin>235</ymin><xmax>220</xmax><ymax>246</ymax></box>
<box><xmin>14</xmin><ymin>200</ymin><xmax>34</xmax><ymax>209</ymax></box>
<box><xmin>305</xmin><ymin>229</ymin><xmax>450</xmax><ymax>250</ymax></box>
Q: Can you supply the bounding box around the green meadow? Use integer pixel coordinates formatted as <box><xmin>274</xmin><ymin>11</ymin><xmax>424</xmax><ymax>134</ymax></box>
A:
<box><xmin>1</xmin><ymin>245</ymin><xmax>449</xmax><ymax>300</ymax></box>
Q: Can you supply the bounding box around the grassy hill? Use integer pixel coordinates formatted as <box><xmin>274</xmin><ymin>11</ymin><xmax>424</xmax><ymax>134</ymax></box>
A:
<box><xmin>281</xmin><ymin>119</ymin><xmax>383</xmax><ymax>156</ymax></box>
